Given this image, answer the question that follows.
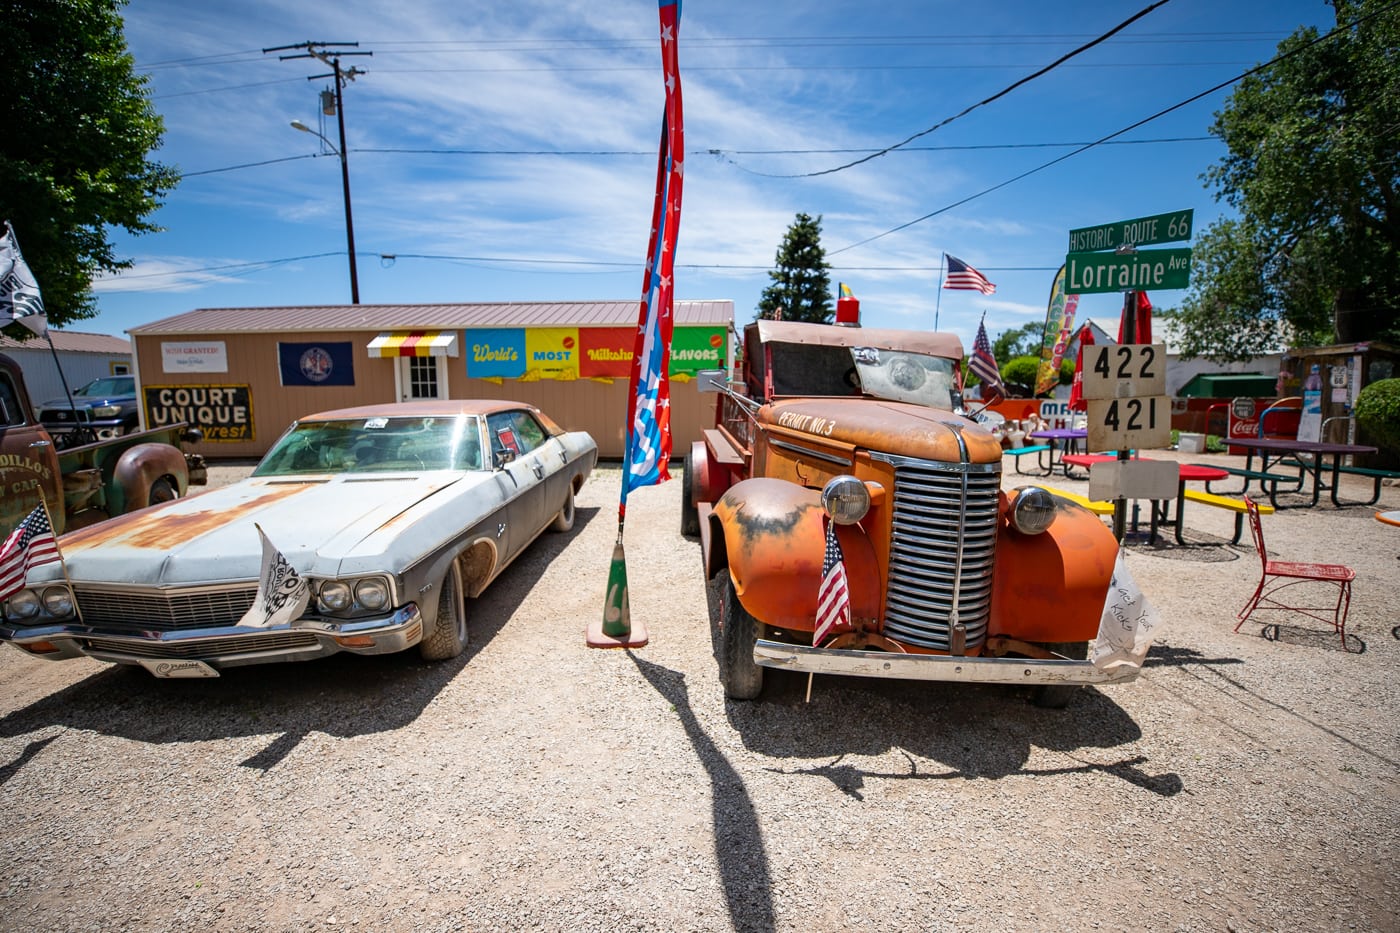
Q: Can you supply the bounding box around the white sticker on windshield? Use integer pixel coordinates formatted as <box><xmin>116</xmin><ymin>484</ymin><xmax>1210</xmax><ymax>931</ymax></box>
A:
<box><xmin>364</xmin><ymin>418</ymin><xmax>389</xmax><ymax>429</ymax></box>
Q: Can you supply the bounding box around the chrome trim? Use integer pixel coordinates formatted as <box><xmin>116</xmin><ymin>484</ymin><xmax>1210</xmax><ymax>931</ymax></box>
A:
<box><xmin>768</xmin><ymin>438</ymin><xmax>853</xmax><ymax>466</ymax></box>
<box><xmin>754</xmin><ymin>640</ymin><xmax>1139</xmax><ymax>686</ymax></box>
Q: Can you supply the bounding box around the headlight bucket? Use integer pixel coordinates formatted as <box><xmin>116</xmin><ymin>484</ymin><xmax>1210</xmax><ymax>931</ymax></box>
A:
<box><xmin>5</xmin><ymin>589</ymin><xmax>41</xmax><ymax>620</ymax></box>
<box><xmin>822</xmin><ymin>475</ymin><xmax>871</xmax><ymax>525</ymax></box>
<box><xmin>314</xmin><ymin>576</ymin><xmax>394</xmax><ymax>615</ymax></box>
<box><xmin>41</xmin><ymin>586</ymin><xmax>74</xmax><ymax>617</ymax></box>
<box><xmin>1010</xmin><ymin>487</ymin><xmax>1057</xmax><ymax>535</ymax></box>
<box><xmin>317</xmin><ymin>581</ymin><xmax>352</xmax><ymax>612</ymax></box>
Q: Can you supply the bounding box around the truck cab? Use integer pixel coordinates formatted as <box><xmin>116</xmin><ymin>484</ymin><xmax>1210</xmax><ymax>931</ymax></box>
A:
<box><xmin>684</xmin><ymin>319</ymin><xmax>1132</xmax><ymax>705</ymax></box>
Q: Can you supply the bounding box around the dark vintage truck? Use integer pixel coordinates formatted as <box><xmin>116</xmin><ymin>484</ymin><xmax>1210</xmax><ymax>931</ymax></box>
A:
<box><xmin>682</xmin><ymin>318</ymin><xmax>1135</xmax><ymax>706</ymax></box>
<box><xmin>0</xmin><ymin>352</ymin><xmax>206</xmax><ymax>536</ymax></box>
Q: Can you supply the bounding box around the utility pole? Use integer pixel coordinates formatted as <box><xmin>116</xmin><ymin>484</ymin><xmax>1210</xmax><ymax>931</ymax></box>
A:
<box><xmin>265</xmin><ymin>41</ymin><xmax>372</xmax><ymax>305</ymax></box>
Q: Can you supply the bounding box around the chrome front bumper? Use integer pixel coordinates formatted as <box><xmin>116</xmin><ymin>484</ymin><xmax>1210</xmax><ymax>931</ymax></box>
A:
<box><xmin>754</xmin><ymin>640</ymin><xmax>1140</xmax><ymax>686</ymax></box>
<box><xmin>0</xmin><ymin>605</ymin><xmax>425</xmax><ymax>672</ymax></box>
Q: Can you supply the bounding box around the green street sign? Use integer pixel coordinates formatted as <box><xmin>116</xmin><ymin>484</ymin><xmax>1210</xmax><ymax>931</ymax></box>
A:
<box><xmin>1064</xmin><ymin>248</ymin><xmax>1192</xmax><ymax>294</ymax></box>
<box><xmin>1068</xmin><ymin>209</ymin><xmax>1193</xmax><ymax>252</ymax></box>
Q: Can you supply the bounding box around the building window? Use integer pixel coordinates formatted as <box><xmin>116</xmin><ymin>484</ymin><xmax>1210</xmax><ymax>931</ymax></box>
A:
<box><xmin>408</xmin><ymin>356</ymin><xmax>439</xmax><ymax>399</ymax></box>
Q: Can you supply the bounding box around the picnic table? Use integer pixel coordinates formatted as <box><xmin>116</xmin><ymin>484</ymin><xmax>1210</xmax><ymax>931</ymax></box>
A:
<box><xmin>1221</xmin><ymin>437</ymin><xmax>1379</xmax><ymax>508</ymax></box>
<box><xmin>1062</xmin><ymin>454</ymin><xmax>1231</xmax><ymax>544</ymax></box>
<box><xmin>1028</xmin><ymin>427</ymin><xmax>1087</xmax><ymax>477</ymax></box>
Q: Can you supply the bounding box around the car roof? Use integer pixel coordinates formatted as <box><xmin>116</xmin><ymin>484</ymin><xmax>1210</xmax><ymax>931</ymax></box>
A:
<box><xmin>298</xmin><ymin>400</ymin><xmax>538</xmax><ymax>422</ymax></box>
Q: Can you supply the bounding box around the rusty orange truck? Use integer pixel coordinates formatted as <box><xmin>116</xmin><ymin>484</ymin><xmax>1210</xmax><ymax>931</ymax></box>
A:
<box><xmin>0</xmin><ymin>352</ymin><xmax>205</xmax><ymax>536</ymax></box>
<box><xmin>682</xmin><ymin>318</ymin><xmax>1132</xmax><ymax>706</ymax></box>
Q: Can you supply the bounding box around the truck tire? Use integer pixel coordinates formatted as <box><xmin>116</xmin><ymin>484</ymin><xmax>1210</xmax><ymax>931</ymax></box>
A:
<box><xmin>1031</xmin><ymin>641</ymin><xmax>1089</xmax><ymax>709</ymax></box>
<box><xmin>419</xmin><ymin>560</ymin><xmax>468</xmax><ymax>661</ymax></box>
<box><xmin>680</xmin><ymin>448</ymin><xmax>700</xmax><ymax>537</ymax></box>
<box><xmin>550</xmin><ymin>485</ymin><xmax>576</xmax><ymax>533</ymax></box>
<box><xmin>148</xmin><ymin>477</ymin><xmax>180</xmax><ymax>505</ymax></box>
<box><xmin>714</xmin><ymin>572</ymin><xmax>764</xmax><ymax>700</ymax></box>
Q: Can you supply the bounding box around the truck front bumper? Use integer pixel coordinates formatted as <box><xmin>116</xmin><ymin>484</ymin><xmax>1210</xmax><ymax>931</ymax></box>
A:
<box><xmin>754</xmin><ymin>640</ymin><xmax>1140</xmax><ymax>686</ymax></box>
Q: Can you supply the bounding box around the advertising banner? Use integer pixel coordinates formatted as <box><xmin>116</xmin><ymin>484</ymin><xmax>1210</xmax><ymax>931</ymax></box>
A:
<box><xmin>144</xmin><ymin>384</ymin><xmax>253</xmax><ymax>442</ymax></box>
<box><xmin>161</xmin><ymin>341</ymin><xmax>228</xmax><ymax>374</ymax></box>
<box><xmin>579</xmin><ymin>328</ymin><xmax>635</xmax><ymax>378</ymax></box>
<box><xmin>278</xmin><ymin>342</ymin><xmax>355</xmax><ymax>386</ymax></box>
<box><xmin>1033</xmin><ymin>266</ymin><xmax>1079</xmax><ymax>397</ymax></box>
<box><xmin>523</xmin><ymin>328</ymin><xmax>580</xmax><ymax>381</ymax></box>
<box><xmin>670</xmin><ymin>326</ymin><xmax>726</xmax><ymax>378</ymax></box>
<box><xmin>465</xmin><ymin>328</ymin><xmax>526</xmax><ymax>379</ymax></box>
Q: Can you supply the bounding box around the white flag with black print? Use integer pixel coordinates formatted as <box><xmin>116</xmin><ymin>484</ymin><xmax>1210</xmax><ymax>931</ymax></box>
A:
<box><xmin>237</xmin><ymin>524</ymin><xmax>310</xmax><ymax>629</ymax></box>
<box><xmin>0</xmin><ymin>221</ymin><xmax>47</xmax><ymax>337</ymax></box>
<box><xmin>1091</xmin><ymin>548</ymin><xmax>1161</xmax><ymax>671</ymax></box>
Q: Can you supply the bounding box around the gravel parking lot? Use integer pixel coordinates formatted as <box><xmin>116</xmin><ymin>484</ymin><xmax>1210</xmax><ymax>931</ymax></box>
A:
<box><xmin>1</xmin><ymin>452</ymin><xmax>1397</xmax><ymax>931</ymax></box>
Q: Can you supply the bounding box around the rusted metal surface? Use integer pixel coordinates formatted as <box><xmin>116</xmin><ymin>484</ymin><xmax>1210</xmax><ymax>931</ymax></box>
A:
<box><xmin>753</xmin><ymin>639</ymin><xmax>1139</xmax><ymax>685</ymax></box>
<box><xmin>758</xmin><ymin>398</ymin><xmax>1003</xmax><ymax>465</ymax></box>
<box><xmin>751</xmin><ymin>320</ymin><xmax>964</xmax><ymax>358</ymax></box>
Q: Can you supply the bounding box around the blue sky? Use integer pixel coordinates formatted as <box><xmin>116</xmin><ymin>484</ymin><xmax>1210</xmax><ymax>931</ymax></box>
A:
<box><xmin>88</xmin><ymin>0</ymin><xmax>1336</xmax><ymax>352</ymax></box>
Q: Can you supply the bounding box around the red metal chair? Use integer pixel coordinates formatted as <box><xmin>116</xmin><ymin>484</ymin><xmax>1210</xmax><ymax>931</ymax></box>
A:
<box><xmin>1235</xmin><ymin>497</ymin><xmax>1356</xmax><ymax>650</ymax></box>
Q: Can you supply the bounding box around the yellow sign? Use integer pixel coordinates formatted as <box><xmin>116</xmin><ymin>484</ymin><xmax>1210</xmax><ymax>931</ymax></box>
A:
<box><xmin>523</xmin><ymin>328</ymin><xmax>580</xmax><ymax>381</ymax></box>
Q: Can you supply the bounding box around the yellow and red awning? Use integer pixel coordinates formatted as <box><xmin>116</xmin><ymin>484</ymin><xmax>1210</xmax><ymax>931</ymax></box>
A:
<box><xmin>366</xmin><ymin>331</ymin><xmax>459</xmax><ymax>358</ymax></box>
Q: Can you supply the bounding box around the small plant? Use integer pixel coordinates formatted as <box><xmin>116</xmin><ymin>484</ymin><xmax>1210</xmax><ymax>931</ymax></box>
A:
<box><xmin>1354</xmin><ymin>378</ymin><xmax>1400</xmax><ymax>454</ymax></box>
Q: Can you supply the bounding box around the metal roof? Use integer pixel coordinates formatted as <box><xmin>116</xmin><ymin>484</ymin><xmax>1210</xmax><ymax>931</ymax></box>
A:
<box><xmin>129</xmin><ymin>300</ymin><xmax>734</xmax><ymax>335</ymax></box>
<box><xmin>0</xmin><ymin>330</ymin><xmax>131</xmax><ymax>354</ymax></box>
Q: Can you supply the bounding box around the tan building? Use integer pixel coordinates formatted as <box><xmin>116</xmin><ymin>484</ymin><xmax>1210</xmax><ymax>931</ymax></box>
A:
<box><xmin>127</xmin><ymin>300</ymin><xmax>734</xmax><ymax>460</ymax></box>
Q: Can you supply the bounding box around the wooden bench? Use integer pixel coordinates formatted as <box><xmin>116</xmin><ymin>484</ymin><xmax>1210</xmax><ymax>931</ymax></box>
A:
<box><xmin>1044</xmin><ymin>487</ymin><xmax>1114</xmax><ymax>515</ymax></box>
<box><xmin>1181</xmin><ymin>489</ymin><xmax>1275</xmax><ymax>544</ymax></box>
<box><xmin>1004</xmin><ymin>444</ymin><xmax>1052</xmax><ymax>475</ymax></box>
<box><xmin>1334</xmin><ymin>464</ymin><xmax>1400</xmax><ymax>506</ymax></box>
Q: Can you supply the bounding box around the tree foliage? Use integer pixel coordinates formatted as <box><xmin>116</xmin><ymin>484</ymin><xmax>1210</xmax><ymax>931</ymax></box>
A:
<box><xmin>1175</xmin><ymin>0</ymin><xmax>1400</xmax><ymax>361</ymax></box>
<box><xmin>756</xmin><ymin>213</ymin><xmax>833</xmax><ymax>323</ymax></box>
<box><xmin>992</xmin><ymin>321</ymin><xmax>1044</xmax><ymax>363</ymax></box>
<box><xmin>0</xmin><ymin>0</ymin><xmax>177</xmax><ymax>333</ymax></box>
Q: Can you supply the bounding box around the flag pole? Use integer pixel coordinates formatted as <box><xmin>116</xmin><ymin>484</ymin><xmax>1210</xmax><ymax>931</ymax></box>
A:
<box><xmin>37</xmin><ymin>495</ymin><xmax>82</xmax><ymax>624</ymax></box>
<box><xmin>934</xmin><ymin>252</ymin><xmax>946</xmax><ymax>330</ymax></box>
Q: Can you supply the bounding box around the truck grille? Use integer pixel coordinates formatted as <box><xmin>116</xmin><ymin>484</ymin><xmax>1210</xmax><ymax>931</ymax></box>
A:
<box><xmin>73</xmin><ymin>585</ymin><xmax>258</xmax><ymax>631</ymax></box>
<box><xmin>876</xmin><ymin>454</ymin><xmax>1001</xmax><ymax>651</ymax></box>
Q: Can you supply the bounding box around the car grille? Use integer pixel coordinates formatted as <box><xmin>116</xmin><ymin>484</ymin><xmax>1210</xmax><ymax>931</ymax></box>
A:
<box><xmin>81</xmin><ymin>632</ymin><xmax>321</xmax><ymax>659</ymax></box>
<box><xmin>877</xmin><ymin>454</ymin><xmax>1001</xmax><ymax>651</ymax></box>
<box><xmin>73</xmin><ymin>586</ymin><xmax>258</xmax><ymax>631</ymax></box>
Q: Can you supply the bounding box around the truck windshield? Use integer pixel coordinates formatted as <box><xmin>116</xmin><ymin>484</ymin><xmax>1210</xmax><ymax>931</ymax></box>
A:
<box><xmin>849</xmin><ymin>348</ymin><xmax>958</xmax><ymax>409</ymax></box>
<box><xmin>75</xmin><ymin>377</ymin><xmax>134</xmax><ymax>397</ymax></box>
<box><xmin>254</xmin><ymin>415</ymin><xmax>485</xmax><ymax>475</ymax></box>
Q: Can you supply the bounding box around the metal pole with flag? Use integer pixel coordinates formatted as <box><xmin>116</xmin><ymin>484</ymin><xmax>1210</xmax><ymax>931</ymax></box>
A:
<box><xmin>0</xmin><ymin>221</ymin><xmax>47</xmax><ymax>337</ymax></box>
<box><xmin>0</xmin><ymin>501</ymin><xmax>62</xmax><ymax>605</ymax></box>
<box><xmin>592</xmin><ymin>0</ymin><xmax>684</xmax><ymax>649</ymax></box>
<box><xmin>968</xmin><ymin>312</ymin><xmax>1005</xmax><ymax>401</ymax></box>
<box><xmin>933</xmin><ymin>253</ymin><xmax>946</xmax><ymax>330</ymax></box>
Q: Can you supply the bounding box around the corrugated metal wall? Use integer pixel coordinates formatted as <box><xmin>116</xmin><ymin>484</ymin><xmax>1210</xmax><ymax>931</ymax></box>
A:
<box><xmin>133</xmin><ymin>330</ymin><xmax>715</xmax><ymax>461</ymax></box>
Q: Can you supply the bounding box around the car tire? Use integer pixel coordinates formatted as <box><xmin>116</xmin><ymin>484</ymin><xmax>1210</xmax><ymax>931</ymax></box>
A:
<box><xmin>681</xmin><ymin>448</ymin><xmax>700</xmax><ymax>537</ymax></box>
<box><xmin>714</xmin><ymin>571</ymin><xmax>764</xmax><ymax>700</ymax></box>
<box><xmin>148</xmin><ymin>477</ymin><xmax>180</xmax><ymax>506</ymax></box>
<box><xmin>419</xmin><ymin>560</ymin><xmax>468</xmax><ymax>661</ymax></box>
<box><xmin>1031</xmin><ymin>641</ymin><xmax>1089</xmax><ymax>709</ymax></box>
<box><xmin>550</xmin><ymin>485</ymin><xmax>576</xmax><ymax>533</ymax></box>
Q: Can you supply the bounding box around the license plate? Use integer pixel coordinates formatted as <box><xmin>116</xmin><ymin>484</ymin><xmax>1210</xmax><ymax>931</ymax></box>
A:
<box><xmin>138</xmin><ymin>659</ymin><xmax>220</xmax><ymax>678</ymax></box>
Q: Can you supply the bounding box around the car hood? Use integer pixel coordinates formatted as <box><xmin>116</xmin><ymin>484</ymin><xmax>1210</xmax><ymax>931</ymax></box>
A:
<box><xmin>51</xmin><ymin>471</ymin><xmax>496</xmax><ymax>586</ymax></box>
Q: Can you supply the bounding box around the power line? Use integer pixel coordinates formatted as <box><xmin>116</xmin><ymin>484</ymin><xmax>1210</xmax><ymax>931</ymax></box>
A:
<box><xmin>829</xmin><ymin>0</ymin><xmax>1400</xmax><ymax>255</ymax></box>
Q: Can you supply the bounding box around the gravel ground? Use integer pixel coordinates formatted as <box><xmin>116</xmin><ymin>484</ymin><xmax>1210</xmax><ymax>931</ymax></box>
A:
<box><xmin>1</xmin><ymin>449</ymin><xmax>1397</xmax><ymax>932</ymax></box>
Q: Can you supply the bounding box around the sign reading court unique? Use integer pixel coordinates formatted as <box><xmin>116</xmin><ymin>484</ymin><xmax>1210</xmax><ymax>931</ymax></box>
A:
<box><xmin>144</xmin><ymin>384</ymin><xmax>254</xmax><ymax>442</ymax></box>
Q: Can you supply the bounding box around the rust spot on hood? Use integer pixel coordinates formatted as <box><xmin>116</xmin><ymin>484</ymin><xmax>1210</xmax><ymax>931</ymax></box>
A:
<box><xmin>61</xmin><ymin>483</ymin><xmax>312</xmax><ymax>551</ymax></box>
<box><xmin>761</xmin><ymin>398</ymin><xmax>1003</xmax><ymax>463</ymax></box>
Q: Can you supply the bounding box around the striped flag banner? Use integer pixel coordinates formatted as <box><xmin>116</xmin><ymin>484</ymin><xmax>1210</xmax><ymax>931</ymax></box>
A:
<box><xmin>814</xmin><ymin>517</ymin><xmax>852</xmax><ymax>646</ymax></box>
<box><xmin>943</xmin><ymin>254</ymin><xmax>996</xmax><ymax>295</ymax></box>
<box><xmin>0</xmin><ymin>504</ymin><xmax>60</xmax><ymax>602</ymax></box>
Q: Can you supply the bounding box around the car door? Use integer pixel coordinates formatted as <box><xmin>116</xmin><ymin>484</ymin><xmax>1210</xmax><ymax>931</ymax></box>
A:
<box><xmin>487</xmin><ymin>411</ymin><xmax>546</xmax><ymax>560</ymax></box>
<box><xmin>506</xmin><ymin>409</ymin><xmax>569</xmax><ymax>529</ymax></box>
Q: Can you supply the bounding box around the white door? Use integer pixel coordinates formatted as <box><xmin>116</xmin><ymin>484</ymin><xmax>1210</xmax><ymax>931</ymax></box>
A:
<box><xmin>396</xmin><ymin>356</ymin><xmax>449</xmax><ymax>402</ymax></box>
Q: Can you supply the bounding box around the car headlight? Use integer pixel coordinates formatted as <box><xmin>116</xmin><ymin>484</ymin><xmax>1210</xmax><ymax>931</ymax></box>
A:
<box><xmin>317</xmin><ymin>581</ymin><xmax>352</xmax><ymax>612</ymax></box>
<box><xmin>1009</xmin><ymin>487</ymin><xmax>1057</xmax><ymax>535</ymax></box>
<box><xmin>41</xmin><ymin>586</ymin><xmax>74</xmax><ymax>617</ymax></box>
<box><xmin>354</xmin><ymin>578</ymin><xmax>389</xmax><ymax>611</ymax></box>
<box><xmin>5</xmin><ymin>589</ymin><xmax>41</xmax><ymax>621</ymax></box>
<box><xmin>91</xmin><ymin>405</ymin><xmax>121</xmax><ymax>418</ymax></box>
<box><xmin>822</xmin><ymin>475</ymin><xmax>871</xmax><ymax>525</ymax></box>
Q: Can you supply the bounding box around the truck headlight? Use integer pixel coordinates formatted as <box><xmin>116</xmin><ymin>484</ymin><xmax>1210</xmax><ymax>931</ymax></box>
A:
<box><xmin>1009</xmin><ymin>487</ymin><xmax>1057</xmax><ymax>535</ymax></box>
<box><xmin>5</xmin><ymin>589</ymin><xmax>41</xmax><ymax>620</ymax></box>
<box><xmin>91</xmin><ymin>405</ymin><xmax>121</xmax><ymax>418</ymax></box>
<box><xmin>822</xmin><ymin>475</ymin><xmax>870</xmax><ymax>525</ymax></box>
<box><xmin>41</xmin><ymin>586</ymin><xmax>74</xmax><ymax>617</ymax></box>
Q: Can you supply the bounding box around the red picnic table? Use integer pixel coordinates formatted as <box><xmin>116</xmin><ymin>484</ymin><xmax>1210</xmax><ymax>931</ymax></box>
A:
<box><xmin>1062</xmin><ymin>454</ymin><xmax>1230</xmax><ymax>544</ymax></box>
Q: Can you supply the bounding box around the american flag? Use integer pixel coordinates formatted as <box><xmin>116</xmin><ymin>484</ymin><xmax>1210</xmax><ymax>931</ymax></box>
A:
<box><xmin>969</xmin><ymin>318</ymin><xmax>1005</xmax><ymax>399</ymax></box>
<box><xmin>943</xmin><ymin>254</ymin><xmax>996</xmax><ymax>295</ymax></box>
<box><xmin>814</xmin><ymin>518</ymin><xmax>852</xmax><ymax>646</ymax></box>
<box><xmin>621</xmin><ymin>0</ymin><xmax>685</xmax><ymax>508</ymax></box>
<box><xmin>0</xmin><ymin>505</ymin><xmax>60</xmax><ymax>602</ymax></box>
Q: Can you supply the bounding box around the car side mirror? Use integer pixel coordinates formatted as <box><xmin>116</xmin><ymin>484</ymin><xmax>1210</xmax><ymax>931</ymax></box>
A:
<box><xmin>495</xmin><ymin>448</ymin><xmax>516</xmax><ymax>468</ymax></box>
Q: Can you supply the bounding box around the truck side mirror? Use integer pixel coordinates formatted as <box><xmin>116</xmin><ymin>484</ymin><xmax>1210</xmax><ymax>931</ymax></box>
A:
<box><xmin>183</xmin><ymin>426</ymin><xmax>205</xmax><ymax>445</ymax></box>
<box><xmin>696</xmin><ymin>369</ymin><xmax>727</xmax><ymax>394</ymax></box>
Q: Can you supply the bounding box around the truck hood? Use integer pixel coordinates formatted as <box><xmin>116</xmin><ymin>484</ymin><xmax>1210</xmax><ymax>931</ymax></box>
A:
<box><xmin>38</xmin><ymin>394</ymin><xmax>134</xmax><ymax>411</ymax></box>
<box><xmin>761</xmin><ymin>398</ymin><xmax>1004</xmax><ymax>464</ymax></box>
<box><xmin>51</xmin><ymin>471</ymin><xmax>491</xmax><ymax>586</ymax></box>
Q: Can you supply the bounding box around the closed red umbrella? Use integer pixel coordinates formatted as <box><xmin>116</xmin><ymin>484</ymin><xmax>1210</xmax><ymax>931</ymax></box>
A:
<box><xmin>1117</xmin><ymin>291</ymin><xmax>1153</xmax><ymax>344</ymax></box>
<box><xmin>1068</xmin><ymin>324</ymin><xmax>1094</xmax><ymax>412</ymax></box>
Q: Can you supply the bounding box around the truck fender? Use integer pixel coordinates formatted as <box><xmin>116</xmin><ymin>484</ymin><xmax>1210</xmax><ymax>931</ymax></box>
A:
<box><xmin>113</xmin><ymin>442</ymin><xmax>191</xmax><ymax>512</ymax></box>
<box><xmin>989</xmin><ymin>496</ymin><xmax>1118</xmax><ymax>644</ymax></box>
<box><xmin>708</xmin><ymin>477</ymin><xmax>879</xmax><ymax>632</ymax></box>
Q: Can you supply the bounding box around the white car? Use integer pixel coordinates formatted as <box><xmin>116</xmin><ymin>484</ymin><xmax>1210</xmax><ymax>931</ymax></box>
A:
<box><xmin>0</xmin><ymin>401</ymin><xmax>596</xmax><ymax>676</ymax></box>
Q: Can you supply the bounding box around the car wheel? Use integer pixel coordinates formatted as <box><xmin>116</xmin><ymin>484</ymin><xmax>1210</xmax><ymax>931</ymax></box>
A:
<box><xmin>419</xmin><ymin>560</ymin><xmax>468</xmax><ymax>661</ymax></box>
<box><xmin>713</xmin><ymin>571</ymin><xmax>764</xmax><ymax>700</ymax></box>
<box><xmin>1031</xmin><ymin>641</ymin><xmax>1088</xmax><ymax>709</ymax></box>
<box><xmin>550</xmin><ymin>485</ymin><xmax>576</xmax><ymax>532</ymax></box>
<box><xmin>148</xmin><ymin>477</ymin><xmax>180</xmax><ymax>506</ymax></box>
<box><xmin>681</xmin><ymin>448</ymin><xmax>700</xmax><ymax>537</ymax></box>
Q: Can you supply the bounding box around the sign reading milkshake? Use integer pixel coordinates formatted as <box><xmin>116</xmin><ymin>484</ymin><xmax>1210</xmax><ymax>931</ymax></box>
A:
<box><xmin>144</xmin><ymin>384</ymin><xmax>254</xmax><ymax>442</ymax></box>
<box><xmin>465</xmin><ymin>326</ymin><xmax>726</xmax><ymax>381</ymax></box>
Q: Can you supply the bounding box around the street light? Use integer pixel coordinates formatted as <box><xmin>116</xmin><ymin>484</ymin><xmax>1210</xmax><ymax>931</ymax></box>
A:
<box><xmin>291</xmin><ymin>118</ymin><xmax>359</xmax><ymax>304</ymax></box>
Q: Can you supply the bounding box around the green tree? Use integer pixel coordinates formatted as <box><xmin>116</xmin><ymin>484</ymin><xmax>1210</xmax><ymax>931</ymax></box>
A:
<box><xmin>757</xmin><ymin>213</ymin><xmax>832</xmax><ymax>323</ymax></box>
<box><xmin>992</xmin><ymin>321</ymin><xmax>1044</xmax><ymax>363</ymax></box>
<box><xmin>1175</xmin><ymin>0</ymin><xmax>1400</xmax><ymax>361</ymax></box>
<box><xmin>0</xmin><ymin>0</ymin><xmax>177</xmax><ymax>334</ymax></box>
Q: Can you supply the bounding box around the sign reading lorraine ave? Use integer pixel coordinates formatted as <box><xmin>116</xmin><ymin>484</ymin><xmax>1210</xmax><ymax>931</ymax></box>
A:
<box><xmin>1067</xmin><ymin>209</ymin><xmax>1193</xmax><ymax>252</ymax></box>
<box><xmin>1065</xmin><ymin>248</ymin><xmax>1191</xmax><ymax>295</ymax></box>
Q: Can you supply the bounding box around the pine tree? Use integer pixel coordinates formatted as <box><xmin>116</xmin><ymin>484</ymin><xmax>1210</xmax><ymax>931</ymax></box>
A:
<box><xmin>756</xmin><ymin>213</ymin><xmax>833</xmax><ymax>323</ymax></box>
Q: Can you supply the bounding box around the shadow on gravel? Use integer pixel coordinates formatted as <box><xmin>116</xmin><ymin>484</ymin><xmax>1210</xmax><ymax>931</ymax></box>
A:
<box><xmin>628</xmin><ymin>652</ymin><xmax>776</xmax><ymax>933</ymax></box>
<box><xmin>0</xmin><ymin>508</ymin><xmax>599</xmax><ymax>776</ymax></box>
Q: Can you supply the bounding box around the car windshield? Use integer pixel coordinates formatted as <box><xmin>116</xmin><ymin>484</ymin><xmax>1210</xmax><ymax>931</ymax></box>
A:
<box><xmin>75</xmin><ymin>376</ymin><xmax>134</xmax><ymax>397</ymax></box>
<box><xmin>849</xmin><ymin>348</ymin><xmax>959</xmax><ymax>409</ymax></box>
<box><xmin>253</xmin><ymin>415</ymin><xmax>485</xmax><ymax>476</ymax></box>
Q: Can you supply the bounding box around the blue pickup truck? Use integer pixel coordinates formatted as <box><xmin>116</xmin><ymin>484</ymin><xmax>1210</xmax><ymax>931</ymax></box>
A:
<box><xmin>36</xmin><ymin>374</ymin><xmax>140</xmax><ymax>443</ymax></box>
